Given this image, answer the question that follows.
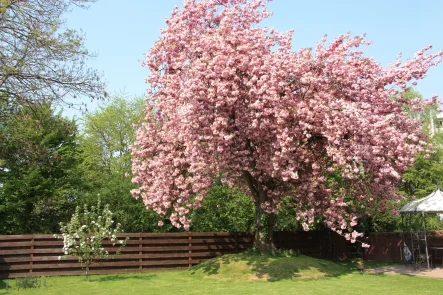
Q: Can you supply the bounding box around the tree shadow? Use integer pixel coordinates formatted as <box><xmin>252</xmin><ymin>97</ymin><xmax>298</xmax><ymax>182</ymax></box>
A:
<box><xmin>189</xmin><ymin>250</ymin><xmax>356</xmax><ymax>281</ymax></box>
<box><xmin>89</xmin><ymin>273</ymin><xmax>157</xmax><ymax>282</ymax></box>
<box><xmin>257</xmin><ymin>256</ymin><xmax>357</xmax><ymax>281</ymax></box>
<box><xmin>190</xmin><ymin>252</ymin><xmax>246</xmax><ymax>276</ymax></box>
<box><xmin>367</xmin><ymin>272</ymin><xmax>389</xmax><ymax>277</ymax></box>
<box><xmin>0</xmin><ymin>279</ymin><xmax>8</xmax><ymax>289</ymax></box>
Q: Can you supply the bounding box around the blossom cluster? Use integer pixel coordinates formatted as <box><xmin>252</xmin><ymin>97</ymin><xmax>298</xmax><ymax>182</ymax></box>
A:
<box><xmin>131</xmin><ymin>0</ymin><xmax>443</xmax><ymax>242</ymax></box>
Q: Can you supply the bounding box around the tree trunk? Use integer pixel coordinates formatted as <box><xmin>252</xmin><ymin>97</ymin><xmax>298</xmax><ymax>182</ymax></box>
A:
<box><xmin>253</xmin><ymin>206</ymin><xmax>276</xmax><ymax>252</ymax></box>
<box><xmin>243</xmin><ymin>171</ymin><xmax>276</xmax><ymax>253</ymax></box>
<box><xmin>266</xmin><ymin>213</ymin><xmax>276</xmax><ymax>251</ymax></box>
<box><xmin>86</xmin><ymin>264</ymin><xmax>90</xmax><ymax>280</ymax></box>
<box><xmin>253</xmin><ymin>200</ymin><xmax>266</xmax><ymax>250</ymax></box>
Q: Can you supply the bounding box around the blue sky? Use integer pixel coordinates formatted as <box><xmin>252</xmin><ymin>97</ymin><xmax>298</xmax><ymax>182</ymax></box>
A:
<box><xmin>65</xmin><ymin>0</ymin><xmax>443</xmax><ymax>118</ymax></box>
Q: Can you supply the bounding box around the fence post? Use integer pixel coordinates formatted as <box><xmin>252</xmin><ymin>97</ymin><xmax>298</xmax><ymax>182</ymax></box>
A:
<box><xmin>188</xmin><ymin>232</ymin><xmax>192</xmax><ymax>268</ymax></box>
<box><xmin>234</xmin><ymin>233</ymin><xmax>238</xmax><ymax>253</ymax></box>
<box><xmin>29</xmin><ymin>235</ymin><xmax>34</xmax><ymax>274</ymax></box>
<box><xmin>139</xmin><ymin>233</ymin><xmax>143</xmax><ymax>270</ymax></box>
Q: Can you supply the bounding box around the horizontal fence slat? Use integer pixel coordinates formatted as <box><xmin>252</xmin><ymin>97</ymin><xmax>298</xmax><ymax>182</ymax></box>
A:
<box><xmin>1</xmin><ymin>259</ymin><xmax>207</xmax><ymax>271</ymax></box>
<box><xmin>0</xmin><ymin>243</ymin><xmax>252</xmax><ymax>255</ymax></box>
<box><xmin>0</xmin><ymin>235</ymin><xmax>36</xmax><ymax>241</ymax></box>
<box><xmin>0</xmin><ymin>241</ymin><xmax>32</xmax><ymax>247</ymax></box>
<box><xmin>0</xmin><ymin>267</ymin><xmax>189</xmax><ymax>279</ymax></box>
<box><xmin>0</xmin><ymin>232</ymin><xmax>254</xmax><ymax>278</ymax></box>
<box><xmin>0</xmin><ymin>230</ymin><xmax>344</xmax><ymax>278</ymax></box>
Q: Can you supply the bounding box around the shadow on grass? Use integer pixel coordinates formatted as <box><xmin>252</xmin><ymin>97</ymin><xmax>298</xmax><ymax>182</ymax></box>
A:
<box><xmin>189</xmin><ymin>250</ymin><xmax>356</xmax><ymax>282</ymax></box>
<box><xmin>368</xmin><ymin>272</ymin><xmax>390</xmax><ymax>277</ymax></box>
<box><xmin>90</xmin><ymin>273</ymin><xmax>157</xmax><ymax>283</ymax></box>
<box><xmin>0</xmin><ymin>279</ymin><xmax>8</xmax><ymax>289</ymax></box>
<box><xmin>336</xmin><ymin>260</ymin><xmax>396</xmax><ymax>269</ymax></box>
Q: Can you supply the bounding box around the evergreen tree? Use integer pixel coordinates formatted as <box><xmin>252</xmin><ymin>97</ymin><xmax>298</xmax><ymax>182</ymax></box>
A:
<box><xmin>0</xmin><ymin>100</ymin><xmax>83</xmax><ymax>234</ymax></box>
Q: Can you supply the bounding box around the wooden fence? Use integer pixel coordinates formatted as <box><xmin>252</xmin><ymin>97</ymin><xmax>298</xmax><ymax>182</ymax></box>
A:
<box><xmin>0</xmin><ymin>232</ymin><xmax>253</xmax><ymax>278</ymax></box>
<box><xmin>0</xmin><ymin>231</ymin><xmax>352</xmax><ymax>278</ymax></box>
<box><xmin>364</xmin><ymin>231</ymin><xmax>443</xmax><ymax>264</ymax></box>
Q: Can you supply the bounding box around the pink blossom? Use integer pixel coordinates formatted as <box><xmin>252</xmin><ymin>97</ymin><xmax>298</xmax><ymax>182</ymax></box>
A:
<box><xmin>131</xmin><ymin>0</ymin><xmax>443</xmax><ymax>241</ymax></box>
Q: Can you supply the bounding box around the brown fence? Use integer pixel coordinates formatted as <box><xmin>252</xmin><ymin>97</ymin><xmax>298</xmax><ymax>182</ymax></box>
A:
<box><xmin>0</xmin><ymin>230</ymin><xmax>354</xmax><ymax>278</ymax></box>
<box><xmin>0</xmin><ymin>232</ymin><xmax>254</xmax><ymax>278</ymax></box>
<box><xmin>274</xmin><ymin>230</ymin><xmax>351</xmax><ymax>260</ymax></box>
<box><xmin>364</xmin><ymin>231</ymin><xmax>443</xmax><ymax>264</ymax></box>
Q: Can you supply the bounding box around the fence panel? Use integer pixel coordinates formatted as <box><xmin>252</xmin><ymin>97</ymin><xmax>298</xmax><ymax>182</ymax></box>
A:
<box><xmin>1</xmin><ymin>230</ymin><xmax>359</xmax><ymax>278</ymax></box>
<box><xmin>0</xmin><ymin>232</ymin><xmax>254</xmax><ymax>278</ymax></box>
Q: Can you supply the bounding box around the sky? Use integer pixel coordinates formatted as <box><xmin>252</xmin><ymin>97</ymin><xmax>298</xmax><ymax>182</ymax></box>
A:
<box><xmin>64</xmin><ymin>0</ymin><xmax>443</xmax><ymax>118</ymax></box>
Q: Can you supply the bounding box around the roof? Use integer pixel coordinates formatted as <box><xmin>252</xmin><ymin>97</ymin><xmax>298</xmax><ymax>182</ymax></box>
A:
<box><xmin>400</xmin><ymin>188</ymin><xmax>443</xmax><ymax>214</ymax></box>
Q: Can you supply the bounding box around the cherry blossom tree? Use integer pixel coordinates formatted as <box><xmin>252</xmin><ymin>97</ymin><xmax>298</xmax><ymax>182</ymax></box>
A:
<box><xmin>131</xmin><ymin>0</ymin><xmax>443</xmax><ymax>251</ymax></box>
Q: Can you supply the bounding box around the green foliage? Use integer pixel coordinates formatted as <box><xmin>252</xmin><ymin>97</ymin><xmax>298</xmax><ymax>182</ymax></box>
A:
<box><xmin>80</xmin><ymin>96</ymin><xmax>144</xmax><ymax>176</ymax></box>
<box><xmin>0</xmin><ymin>95</ymin><xmax>178</xmax><ymax>234</ymax></box>
<box><xmin>402</xmin><ymin>152</ymin><xmax>443</xmax><ymax>199</ymax></box>
<box><xmin>398</xmin><ymin>88</ymin><xmax>442</xmax><ymax>197</ymax></box>
<box><xmin>78</xmin><ymin>95</ymin><xmax>168</xmax><ymax>233</ymax></box>
<box><xmin>16</xmin><ymin>275</ymin><xmax>44</xmax><ymax>290</ymax></box>
<box><xmin>356</xmin><ymin>212</ymin><xmax>403</xmax><ymax>233</ymax></box>
<box><xmin>79</xmin><ymin>175</ymin><xmax>173</xmax><ymax>233</ymax></box>
<box><xmin>57</xmin><ymin>200</ymin><xmax>127</xmax><ymax>278</ymax></box>
<box><xmin>0</xmin><ymin>101</ymin><xmax>83</xmax><ymax>234</ymax></box>
<box><xmin>273</xmin><ymin>198</ymin><xmax>320</xmax><ymax>232</ymax></box>
<box><xmin>399</xmin><ymin>88</ymin><xmax>443</xmax><ymax>199</ymax></box>
<box><xmin>191</xmin><ymin>185</ymin><xmax>255</xmax><ymax>232</ymax></box>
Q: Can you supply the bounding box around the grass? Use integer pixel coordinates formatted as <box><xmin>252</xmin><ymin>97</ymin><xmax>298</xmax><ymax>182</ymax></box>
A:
<box><xmin>189</xmin><ymin>250</ymin><xmax>349</xmax><ymax>282</ymax></box>
<box><xmin>1</xmin><ymin>253</ymin><xmax>443</xmax><ymax>295</ymax></box>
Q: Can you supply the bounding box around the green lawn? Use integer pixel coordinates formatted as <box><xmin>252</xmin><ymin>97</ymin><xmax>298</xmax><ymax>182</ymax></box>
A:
<box><xmin>1</xmin><ymin>254</ymin><xmax>443</xmax><ymax>295</ymax></box>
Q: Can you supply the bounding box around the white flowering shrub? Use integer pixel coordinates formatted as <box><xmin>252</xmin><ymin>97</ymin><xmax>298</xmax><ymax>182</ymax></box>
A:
<box><xmin>56</xmin><ymin>200</ymin><xmax>127</xmax><ymax>278</ymax></box>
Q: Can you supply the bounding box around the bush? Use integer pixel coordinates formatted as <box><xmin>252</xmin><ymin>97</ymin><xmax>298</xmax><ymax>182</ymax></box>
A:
<box><xmin>56</xmin><ymin>199</ymin><xmax>127</xmax><ymax>278</ymax></box>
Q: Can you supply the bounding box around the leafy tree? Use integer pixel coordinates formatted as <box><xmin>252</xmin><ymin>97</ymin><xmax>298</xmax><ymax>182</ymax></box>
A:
<box><xmin>79</xmin><ymin>96</ymin><xmax>168</xmax><ymax>233</ymax></box>
<box><xmin>191</xmin><ymin>185</ymin><xmax>254</xmax><ymax>232</ymax></box>
<box><xmin>0</xmin><ymin>0</ymin><xmax>104</xmax><ymax>118</ymax></box>
<box><xmin>81</xmin><ymin>96</ymin><xmax>144</xmax><ymax>175</ymax></box>
<box><xmin>0</xmin><ymin>100</ymin><xmax>83</xmax><ymax>234</ymax></box>
<box><xmin>131</xmin><ymin>0</ymin><xmax>443</xmax><ymax>251</ymax></box>
<box><xmin>402</xmin><ymin>152</ymin><xmax>443</xmax><ymax>199</ymax></box>
<box><xmin>399</xmin><ymin>88</ymin><xmax>443</xmax><ymax>199</ymax></box>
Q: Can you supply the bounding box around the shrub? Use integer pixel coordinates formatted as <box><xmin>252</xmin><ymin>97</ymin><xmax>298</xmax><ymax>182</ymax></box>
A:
<box><xmin>56</xmin><ymin>200</ymin><xmax>127</xmax><ymax>278</ymax></box>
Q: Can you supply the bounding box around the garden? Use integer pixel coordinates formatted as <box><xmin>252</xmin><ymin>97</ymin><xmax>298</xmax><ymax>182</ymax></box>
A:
<box><xmin>2</xmin><ymin>0</ymin><xmax>443</xmax><ymax>293</ymax></box>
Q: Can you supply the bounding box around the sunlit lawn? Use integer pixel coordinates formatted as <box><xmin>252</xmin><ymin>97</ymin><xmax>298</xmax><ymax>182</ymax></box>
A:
<box><xmin>2</xmin><ymin>270</ymin><xmax>443</xmax><ymax>295</ymax></box>
<box><xmin>1</xmin><ymin>254</ymin><xmax>443</xmax><ymax>295</ymax></box>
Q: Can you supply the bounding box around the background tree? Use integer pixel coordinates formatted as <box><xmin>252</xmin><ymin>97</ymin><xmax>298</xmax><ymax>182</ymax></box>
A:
<box><xmin>81</xmin><ymin>96</ymin><xmax>144</xmax><ymax>176</ymax></box>
<box><xmin>400</xmin><ymin>88</ymin><xmax>443</xmax><ymax>198</ymax></box>
<box><xmin>131</xmin><ymin>0</ymin><xmax>443</xmax><ymax>251</ymax></box>
<box><xmin>79</xmin><ymin>96</ymin><xmax>170</xmax><ymax>232</ymax></box>
<box><xmin>0</xmin><ymin>100</ymin><xmax>83</xmax><ymax>234</ymax></box>
<box><xmin>0</xmin><ymin>0</ymin><xmax>103</xmax><ymax>118</ymax></box>
<box><xmin>191</xmin><ymin>184</ymin><xmax>254</xmax><ymax>232</ymax></box>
